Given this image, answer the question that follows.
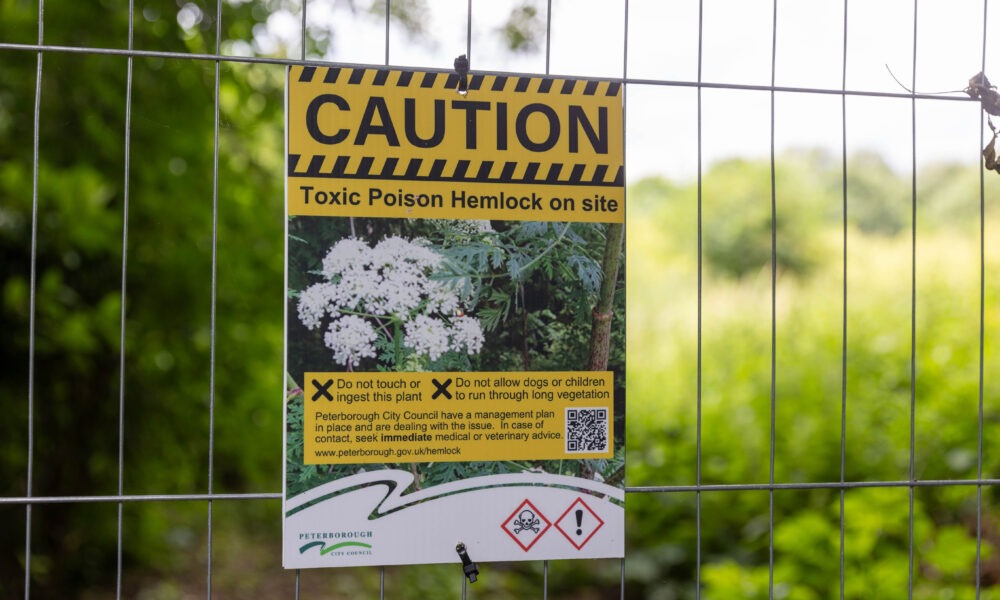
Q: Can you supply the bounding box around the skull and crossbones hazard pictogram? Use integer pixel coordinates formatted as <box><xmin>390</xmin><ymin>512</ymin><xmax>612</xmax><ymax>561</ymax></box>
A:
<box><xmin>513</xmin><ymin>509</ymin><xmax>540</xmax><ymax>534</ymax></box>
<box><xmin>501</xmin><ymin>499</ymin><xmax>552</xmax><ymax>551</ymax></box>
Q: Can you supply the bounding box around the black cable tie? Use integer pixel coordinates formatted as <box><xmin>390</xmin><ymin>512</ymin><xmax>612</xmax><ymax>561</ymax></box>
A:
<box><xmin>454</xmin><ymin>54</ymin><xmax>470</xmax><ymax>96</ymax></box>
<box><xmin>455</xmin><ymin>542</ymin><xmax>479</xmax><ymax>583</ymax></box>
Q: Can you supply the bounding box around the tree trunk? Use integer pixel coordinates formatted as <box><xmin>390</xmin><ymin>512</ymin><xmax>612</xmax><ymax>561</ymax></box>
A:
<box><xmin>588</xmin><ymin>222</ymin><xmax>625</xmax><ymax>371</ymax></box>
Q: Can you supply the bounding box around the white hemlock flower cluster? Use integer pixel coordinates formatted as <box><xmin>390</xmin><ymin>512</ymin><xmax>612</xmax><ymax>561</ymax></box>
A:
<box><xmin>297</xmin><ymin>236</ymin><xmax>484</xmax><ymax>368</ymax></box>
<box><xmin>323</xmin><ymin>314</ymin><xmax>377</xmax><ymax>367</ymax></box>
<box><xmin>403</xmin><ymin>314</ymin><xmax>450</xmax><ymax>361</ymax></box>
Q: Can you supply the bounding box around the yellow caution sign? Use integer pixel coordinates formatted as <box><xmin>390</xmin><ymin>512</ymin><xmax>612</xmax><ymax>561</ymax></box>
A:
<box><xmin>287</xmin><ymin>66</ymin><xmax>624</xmax><ymax>223</ymax></box>
<box><xmin>303</xmin><ymin>371</ymin><xmax>614</xmax><ymax>464</ymax></box>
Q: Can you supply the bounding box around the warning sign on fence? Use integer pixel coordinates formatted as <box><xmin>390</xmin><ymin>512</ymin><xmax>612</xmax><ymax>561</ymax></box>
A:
<box><xmin>283</xmin><ymin>64</ymin><xmax>625</xmax><ymax>569</ymax></box>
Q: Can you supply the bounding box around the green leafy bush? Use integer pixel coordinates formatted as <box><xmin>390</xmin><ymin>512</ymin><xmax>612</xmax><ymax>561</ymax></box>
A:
<box><xmin>623</xmin><ymin>153</ymin><xmax>999</xmax><ymax>599</ymax></box>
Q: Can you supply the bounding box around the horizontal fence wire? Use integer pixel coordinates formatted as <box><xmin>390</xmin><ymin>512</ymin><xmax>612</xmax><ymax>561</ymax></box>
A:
<box><xmin>5</xmin><ymin>477</ymin><xmax>1000</xmax><ymax>507</ymax></box>
<box><xmin>0</xmin><ymin>40</ymin><xmax>986</xmax><ymax>103</ymax></box>
<box><xmin>6</xmin><ymin>0</ymin><xmax>997</xmax><ymax>598</ymax></box>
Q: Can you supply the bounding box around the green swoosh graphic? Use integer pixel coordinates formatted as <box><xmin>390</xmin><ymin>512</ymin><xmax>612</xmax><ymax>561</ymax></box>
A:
<box><xmin>320</xmin><ymin>541</ymin><xmax>372</xmax><ymax>554</ymax></box>
<box><xmin>299</xmin><ymin>540</ymin><xmax>373</xmax><ymax>554</ymax></box>
<box><xmin>299</xmin><ymin>541</ymin><xmax>325</xmax><ymax>553</ymax></box>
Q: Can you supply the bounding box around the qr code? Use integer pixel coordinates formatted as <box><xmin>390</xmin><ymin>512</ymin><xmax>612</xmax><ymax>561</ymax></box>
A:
<box><xmin>565</xmin><ymin>408</ymin><xmax>608</xmax><ymax>453</ymax></box>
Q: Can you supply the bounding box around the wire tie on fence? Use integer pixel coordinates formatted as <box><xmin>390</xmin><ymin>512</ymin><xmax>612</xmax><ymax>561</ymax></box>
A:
<box><xmin>454</xmin><ymin>54</ymin><xmax>469</xmax><ymax>96</ymax></box>
<box><xmin>455</xmin><ymin>542</ymin><xmax>479</xmax><ymax>583</ymax></box>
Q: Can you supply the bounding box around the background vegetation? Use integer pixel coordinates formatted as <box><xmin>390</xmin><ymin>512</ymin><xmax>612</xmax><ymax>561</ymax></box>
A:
<box><xmin>626</xmin><ymin>153</ymin><xmax>1000</xmax><ymax>599</ymax></box>
<box><xmin>2</xmin><ymin>1</ymin><xmax>999</xmax><ymax>598</ymax></box>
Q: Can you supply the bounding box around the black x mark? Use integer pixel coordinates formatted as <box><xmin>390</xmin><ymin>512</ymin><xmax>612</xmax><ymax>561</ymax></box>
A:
<box><xmin>312</xmin><ymin>378</ymin><xmax>334</xmax><ymax>401</ymax></box>
<box><xmin>431</xmin><ymin>378</ymin><xmax>453</xmax><ymax>400</ymax></box>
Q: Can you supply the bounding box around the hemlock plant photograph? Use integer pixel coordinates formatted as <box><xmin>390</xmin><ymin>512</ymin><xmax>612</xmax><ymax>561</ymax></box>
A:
<box><xmin>284</xmin><ymin>216</ymin><xmax>626</xmax><ymax>498</ymax></box>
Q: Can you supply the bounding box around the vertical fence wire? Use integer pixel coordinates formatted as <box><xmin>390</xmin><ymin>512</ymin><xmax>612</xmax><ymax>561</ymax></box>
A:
<box><xmin>463</xmin><ymin>6</ymin><xmax>473</xmax><ymax>597</ymax></box>
<box><xmin>838</xmin><ymin>2</ymin><xmax>850</xmax><ymax>600</ymax></box>
<box><xmin>205</xmin><ymin>0</ymin><xmax>226</xmax><ymax>596</ymax></box>
<box><xmin>543</xmin><ymin>4</ymin><xmax>555</xmax><ymax>591</ymax></box>
<box><xmin>296</xmin><ymin>2</ymin><xmax>308</xmax><ymax>597</ymax></box>
<box><xmin>301</xmin><ymin>0</ymin><xmax>308</xmax><ymax>61</ymax></box>
<box><xmin>695</xmin><ymin>0</ymin><xmax>705</xmax><ymax>597</ymax></box>
<box><xmin>23</xmin><ymin>1</ymin><xmax>45</xmax><ymax>598</ymax></box>
<box><xmin>464</xmin><ymin>0</ymin><xmax>471</xmax><ymax>63</ymax></box>
<box><xmin>907</xmin><ymin>2</ymin><xmax>919</xmax><ymax>598</ymax></box>
<box><xmin>460</xmin><ymin>4</ymin><xmax>474</xmax><ymax>594</ymax></box>
<box><xmin>767</xmin><ymin>0</ymin><xmax>779</xmax><ymax>597</ymax></box>
<box><xmin>620</xmin><ymin>3</ymin><xmax>629</xmax><ymax>597</ymax></box>
<box><xmin>382</xmin><ymin>4</ymin><xmax>391</xmax><ymax>599</ymax></box>
<box><xmin>114</xmin><ymin>1</ymin><xmax>136</xmax><ymax>598</ymax></box>
<box><xmin>543</xmin><ymin>6</ymin><xmax>554</xmax><ymax>598</ymax></box>
<box><xmin>544</xmin><ymin>0</ymin><xmax>552</xmax><ymax>75</ymax></box>
<box><xmin>977</xmin><ymin>2</ymin><xmax>990</xmax><ymax>597</ymax></box>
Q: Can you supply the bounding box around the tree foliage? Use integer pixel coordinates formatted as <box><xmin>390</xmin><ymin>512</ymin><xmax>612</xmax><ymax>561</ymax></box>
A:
<box><xmin>1</xmin><ymin>1</ymin><xmax>285</xmax><ymax>595</ymax></box>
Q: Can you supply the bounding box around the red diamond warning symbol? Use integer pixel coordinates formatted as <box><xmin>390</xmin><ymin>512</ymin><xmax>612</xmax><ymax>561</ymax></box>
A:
<box><xmin>501</xmin><ymin>499</ymin><xmax>552</xmax><ymax>552</ymax></box>
<box><xmin>554</xmin><ymin>497</ymin><xmax>605</xmax><ymax>550</ymax></box>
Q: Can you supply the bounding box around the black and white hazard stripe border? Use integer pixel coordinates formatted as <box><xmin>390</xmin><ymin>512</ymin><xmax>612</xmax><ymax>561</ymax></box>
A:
<box><xmin>288</xmin><ymin>154</ymin><xmax>623</xmax><ymax>187</ymax></box>
<box><xmin>294</xmin><ymin>66</ymin><xmax>622</xmax><ymax>98</ymax></box>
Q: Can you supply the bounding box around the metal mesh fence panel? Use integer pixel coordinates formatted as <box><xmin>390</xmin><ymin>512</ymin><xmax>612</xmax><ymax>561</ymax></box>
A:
<box><xmin>1</xmin><ymin>0</ymin><xmax>997</xmax><ymax>598</ymax></box>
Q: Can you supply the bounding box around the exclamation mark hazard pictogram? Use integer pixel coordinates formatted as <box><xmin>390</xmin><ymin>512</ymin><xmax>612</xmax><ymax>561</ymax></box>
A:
<box><xmin>555</xmin><ymin>498</ymin><xmax>604</xmax><ymax>550</ymax></box>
